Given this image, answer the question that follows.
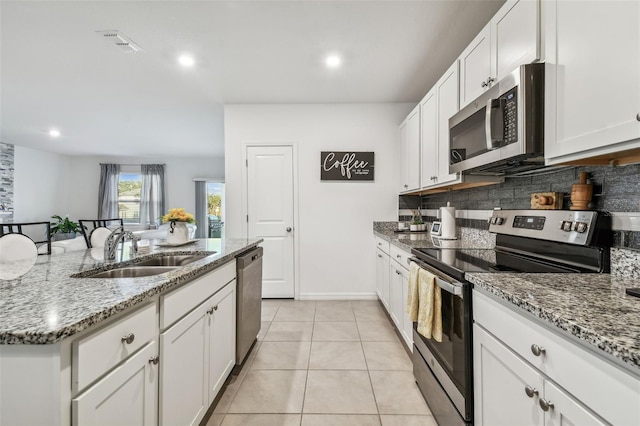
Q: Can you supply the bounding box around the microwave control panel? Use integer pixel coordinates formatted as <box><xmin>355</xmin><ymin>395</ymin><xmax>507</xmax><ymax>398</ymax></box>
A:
<box><xmin>503</xmin><ymin>88</ymin><xmax>518</xmax><ymax>144</ymax></box>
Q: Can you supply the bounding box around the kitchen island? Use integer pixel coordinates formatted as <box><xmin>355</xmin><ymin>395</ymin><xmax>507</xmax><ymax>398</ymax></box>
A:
<box><xmin>0</xmin><ymin>237</ymin><xmax>262</xmax><ymax>426</ymax></box>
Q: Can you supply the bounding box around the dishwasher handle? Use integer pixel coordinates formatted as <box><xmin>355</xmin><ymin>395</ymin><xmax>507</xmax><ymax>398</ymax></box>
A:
<box><xmin>236</xmin><ymin>246</ymin><xmax>263</xmax><ymax>268</ymax></box>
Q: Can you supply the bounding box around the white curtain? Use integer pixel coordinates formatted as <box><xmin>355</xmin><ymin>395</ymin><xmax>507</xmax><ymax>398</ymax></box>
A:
<box><xmin>98</xmin><ymin>164</ymin><xmax>120</xmax><ymax>219</ymax></box>
<box><xmin>140</xmin><ymin>164</ymin><xmax>166</xmax><ymax>228</ymax></box>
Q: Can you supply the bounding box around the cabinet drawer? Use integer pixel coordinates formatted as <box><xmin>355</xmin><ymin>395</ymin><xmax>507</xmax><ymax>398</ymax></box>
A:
<box><xmin>161</xmin><ymin>260</ymin><xmax>235</xmax><ymax>330</ymax></box>
<box><xmin>390</xmin><ymin>244</ymin><xmax>411</xmax><ymax>269</ymax></box>
<box><xmin>473</xmin><ymin>290</ymin><xmax>640</xmax><ymax>426</ymax></box>
<box><xmin>374</xmin><ymin>235</ymin><xmax>390</xmax><ymax>254</ymax></box>
<box><xmin>73</xmin><ymin>302</ymin><xmax>157</xmax><ymax>393</ymax></box>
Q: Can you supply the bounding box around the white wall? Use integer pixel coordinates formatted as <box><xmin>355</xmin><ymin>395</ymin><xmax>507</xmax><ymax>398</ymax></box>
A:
<box><xmin>63</xmin><ymin>155</ymin><xmax>224</xmax><ymax>221</ymax></box>
<box><xmin>13</xmin><ymin>145</ymin><xmax>70</xmax><ymax>221</ymax></box>
<box><xmin>225</xmin><ymin>103</ymin><xmax>413</xmax><ymax>299</ymax></box>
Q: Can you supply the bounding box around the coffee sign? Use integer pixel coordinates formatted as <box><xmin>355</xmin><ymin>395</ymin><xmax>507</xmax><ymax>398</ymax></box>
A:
<box><xmin>320</xmin><ymin>151</ymin><xmax>374</xmax><ymax>181</ymax></box>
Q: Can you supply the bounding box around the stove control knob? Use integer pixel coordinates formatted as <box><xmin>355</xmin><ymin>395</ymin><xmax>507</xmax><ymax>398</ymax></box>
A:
<box><xmin>490</xmin><ymin>217</ymin><xmax>497</xmax><ymax>225</ymax></box>
<box><xmin>575</xmin><ymin>222</ymin><xmax>588</xmax><ymax>233</ymax></box>
<box><xmin>496</xmin><ymin>217</ymin><xmax>504</xmax><ymax>225</ymax></box>
<box><xmin>561</xmin><ymin>221</ymin><xmax>573</xmax><ymax>232</ymax></box>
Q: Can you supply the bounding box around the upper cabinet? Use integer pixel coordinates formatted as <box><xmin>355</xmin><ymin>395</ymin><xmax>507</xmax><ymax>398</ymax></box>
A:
<box><xmin>399</xmin><ymin>105</ymin><xmax>421</xmax><ymax>193</ymax></box>
<box><xmin>459</xmin><ymin>0</ymin><xmax>540</xmax><ymax>109</ymax></box>
<box><xmin>421</xmin><ymin>62</ymin><xmax>461</xmax><ymax>189</ymax></box>
<box><xmin>544</xmin><ymin>0</ymin><xmax>640</xmax><ymax>165</ymax></box>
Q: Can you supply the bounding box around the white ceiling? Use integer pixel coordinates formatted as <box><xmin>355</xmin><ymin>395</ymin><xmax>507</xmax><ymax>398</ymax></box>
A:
<box><xmin>0</xmin><ymin>0</ymin><xmax>504</xmax><ymax>157</ymax></box>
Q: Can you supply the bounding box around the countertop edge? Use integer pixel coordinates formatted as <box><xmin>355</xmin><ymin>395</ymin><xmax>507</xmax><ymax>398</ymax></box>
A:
<box><xmin>1</xmin><ymin>240</ymin><xmax>262</xmax><ymax>345</ymax></box>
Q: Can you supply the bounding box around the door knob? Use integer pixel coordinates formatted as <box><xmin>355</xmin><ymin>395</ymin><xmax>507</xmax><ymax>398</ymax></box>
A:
<box><xmin>286</xmin><ymin>227</ymin><xmax>292</xmax><ymax>232</ymax></box>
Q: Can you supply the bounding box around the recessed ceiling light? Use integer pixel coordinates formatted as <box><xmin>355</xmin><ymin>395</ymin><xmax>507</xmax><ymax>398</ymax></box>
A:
<box><xmin>178</xmin><ymin>55</ymin><xmax>195</xmax><ymax>67</ymax></box>
<box><xmin>49</xmin><ymin>129</ymin><xmax>61</xmax><ymax>138</ymax></box>
<box><xmin>325</xmin><ymin>55</ymin><xmax>342</xmax><ymax>68</ymax></box>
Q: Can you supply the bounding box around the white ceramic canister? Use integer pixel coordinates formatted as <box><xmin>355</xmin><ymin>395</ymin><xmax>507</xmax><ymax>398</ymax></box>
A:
<box><xmin>439</xmin><ymin>202</ymin><xmax>457</xmax><ymax>240</ymax></box>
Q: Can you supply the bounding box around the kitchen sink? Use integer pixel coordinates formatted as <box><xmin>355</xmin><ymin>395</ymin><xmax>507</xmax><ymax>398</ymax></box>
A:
<box><xmin>85</xmin><ymin>266</ymin><xmax>178</xmax><ymax>278</ymax></box>
<box><xmin>133</xmin><ymin>254</ymin><xmax>209</xmax><ymax>267</ymax></box>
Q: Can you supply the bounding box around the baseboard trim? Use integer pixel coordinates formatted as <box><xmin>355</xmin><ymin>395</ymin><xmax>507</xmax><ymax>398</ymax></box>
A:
<box><xmin>298</xmin><ymin>292</ymin><xmax>378</xmax><ymax>301</ymax></box>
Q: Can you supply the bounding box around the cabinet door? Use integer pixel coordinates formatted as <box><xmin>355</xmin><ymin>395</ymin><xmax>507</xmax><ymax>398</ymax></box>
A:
<box><xmin>406</xmin><ymin>105</ymin><xmax>421</xmax><ymax>191</ymax></box>
<box><xmin>399</xmin><ymin>120</ymin><xmax>408</xmax><ymax>192</ymax></box>
<box><xmin>72</xmin><ymin>342</ymin><xmax>158</xmax><ymax>426</ymax></box>
<box><xmin>160</xmin><ymin>303</ymin><xmax>209</xmax><ymax>426</ymax></box>
<box><xmin>389</xmin><ymin>265</ymin><xmax>403</xmax><ymax>329</ymax></box>
<box><xmin>543</xmin><ymin>381</ymin><xmax>606</xmax><ymax>426</ymax></box>
<box><xmin>376</xmin><ymin>249</ymin><xmax>390</xmax><ymax>310</ymax></box>
<box><xmin>399</xmin><ymin>265</ymin><xmax>413</xmax><ymax>350</ymax></box>
<box><xmin>491</xmin><ymin>0</ymin><xmax>540</xmax><ymax>81</ymax></box>
<box><xmin>459</xmin><ymin>24</ymin><xmax>491</xmax><ymax>108</ymax></box>
<box><xmin>420</xmin><ymin>89</ymin><xmax>438</xmax><ymax>188</ymax></box>
<box><xmin>207</xmin><ymin>282</ymin><xmax>237</xmax><ymax>404</ymax></box>
<box><xmin>474</xmin><ymin>324</ymin><xmax>543</xmax><ymax>426</ymax></box>
<box><xmin>436</xmin><ymin>61</ymin><xmax>461</xmax><ymax>184</ymax></box>
<box><xmin>545</xmin><ymin>0</ymin><xmax>640</xmax><ymax>164</ymax></box>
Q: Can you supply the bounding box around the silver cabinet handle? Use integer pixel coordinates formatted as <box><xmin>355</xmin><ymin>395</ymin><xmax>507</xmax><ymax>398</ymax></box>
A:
<box><xmin>481</xmin><ymin>80</ymin><xmax>488</xmax><ymax>88</ymax></box>
<box><xmin>377</xmin><ymin>254</ymin><xmax>382</xmax><ymax>258</ymax></box>
<box><xmin>395</xmin><ymin>270</ymin><xmax>401</xmax><ymax>275</ymax></box>
<box><xmin>524</xmin><ymin>385</ymin><xmax>538</xmax><ymax>398</ymax></box>
<box><xmin>531</xmin><ymin>344</ymin><xmax>546</xmax><ymax>356</ymax></box>
<box><xmin>486</xmin><ymin>76</ymin><xmax>495</xmax><ymax>85</ymax></box>
<box><xmin>214</xmin><ymin>305</ymin><xmax>218</xmax><ymax>311</ymax></box>
<box><xmin>396</xmin><ymin>254</ymin><xmax>401</xmax><ymax>259</ymax></box>
<box><xmin>404</xmin><ymin>184</ymin><xmax>408</xmax><ymax>189</ymax></box>
<box><xmin>286</xmin><ymin>227</ymin><xmax>292</xmax><ymax>232</ymax></box>
<box><xmin>121</xmin><ymin>333</ymin><xmax>135</xmax><ymax>344</ymax></box>
<box><xmin>636</xmin><ymin>113</ymin><xmax>640</xmax><ymax>121</ymax></box>
<box><xmin>207</xmin><ymin>307</ymin><xmax>215</xmax><ymax>315</ymax></box>
<box><xmin>148</xmin><ymin>356</ymin><xmax>159</xmax><ymax>365</ymax></box>
<box><xmin>539</xmin><ymin>398</ymin><xmax>554</xmax><ymax>411</ymax></box>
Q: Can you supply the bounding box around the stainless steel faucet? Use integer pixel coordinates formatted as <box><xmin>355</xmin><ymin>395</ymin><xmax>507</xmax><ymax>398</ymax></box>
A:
<box><xmin>104</xmin><ymin>226</ymin><xmax>140</xmax><ymax>261</ymax></box>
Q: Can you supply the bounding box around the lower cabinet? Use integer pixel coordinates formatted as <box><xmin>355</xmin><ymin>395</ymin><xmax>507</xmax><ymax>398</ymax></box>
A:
<box><xmin>390</xmin><ymin>261</ymin><xmax>412</xmax><ymax>350</ymax></box>
<box><xmin>160</xmin><ymin>280</ymin><xmax>236</xmax><ymax>426</ymax></box>
<box><xmin>72</xmin><ymin>341</ymin><xmax>159</xmax><ymax>426</ymax></box>
<box><xmin>375</xmin><ymin>247</ymin><xmax>390</xmax><ymax>309</ymax></box>
<box><xmin>473</xmin><ymin>290</ymin><xmax>639</xmax><ymax>426</ymax></box>
<box><xmin>474</xmin><ymin>325</ymin><xmax>604</xmax><ymax>426</ymax></box>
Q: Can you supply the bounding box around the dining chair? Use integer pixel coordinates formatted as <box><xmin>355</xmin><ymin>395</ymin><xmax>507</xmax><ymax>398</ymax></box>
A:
<box><xmin>79</xmin><ymin>218</ymin><xmax>124</xmax><ymax>248</ymax></box>
<box><xmin>0</xmin><ymin>221</ymin><xmax>52</xmax><ymax>255</ymax></box>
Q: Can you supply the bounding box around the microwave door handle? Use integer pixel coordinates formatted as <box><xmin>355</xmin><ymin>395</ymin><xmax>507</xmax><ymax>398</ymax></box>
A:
<box><xmin>485</xmin><ymin>98</ymin><xmax>505</xmax><ymax>150</ymax></box>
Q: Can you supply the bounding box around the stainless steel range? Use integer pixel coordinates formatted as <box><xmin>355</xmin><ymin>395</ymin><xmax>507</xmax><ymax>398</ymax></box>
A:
<box><xmin>409</xmin><ymin>209</ymin><xmax>611</xmax><ymax>426</ymax></box>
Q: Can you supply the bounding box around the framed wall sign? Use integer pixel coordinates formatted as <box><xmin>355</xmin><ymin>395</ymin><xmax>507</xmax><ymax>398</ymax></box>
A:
<box><xmin>320</xmin><ymin>151</ymin><xmax>374</xmax><ymax>181</ymax></box>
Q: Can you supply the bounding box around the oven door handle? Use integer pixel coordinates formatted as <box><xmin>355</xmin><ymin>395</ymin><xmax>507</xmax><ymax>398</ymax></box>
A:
<box><xmin>409</xmin><ymin>257</ymin><xmax>464</xmax><ymax>297</ymax></box>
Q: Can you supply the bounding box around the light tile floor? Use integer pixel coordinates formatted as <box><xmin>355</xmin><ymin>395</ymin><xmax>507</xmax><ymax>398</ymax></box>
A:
<box><xmin>207</xmin><ymin>300</ymin><xmax>436</xmax><ymax>426</ymax></box>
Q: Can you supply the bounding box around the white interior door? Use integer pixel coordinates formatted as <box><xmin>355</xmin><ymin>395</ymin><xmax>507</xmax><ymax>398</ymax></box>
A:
<box><xmin>247</xmin><ymin>146</ymin><xmax>295</xmax><ymax>298</ymax></box>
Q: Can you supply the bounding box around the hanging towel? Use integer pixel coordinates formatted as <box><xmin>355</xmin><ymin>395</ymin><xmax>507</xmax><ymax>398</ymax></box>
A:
<box><xmin>407</xmin><ymin>261</ymin><xmax>420</xmax><ymax>321</ymax></box>
<box><xmin>416</xmin><ymin>269</ymin><xmax>443</xmax><ymax>342</ymax></box>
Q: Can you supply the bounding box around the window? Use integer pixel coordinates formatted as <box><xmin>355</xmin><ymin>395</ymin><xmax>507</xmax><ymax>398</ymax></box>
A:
<box><xmin>207</xmin><ymin>182</ymin><xmax>224</xmax><ymax>238</ymax></box>
<box><xmin>118</xmin><ymin>168</ymin><xmax>142</xmax><ymax>224</ymax></box>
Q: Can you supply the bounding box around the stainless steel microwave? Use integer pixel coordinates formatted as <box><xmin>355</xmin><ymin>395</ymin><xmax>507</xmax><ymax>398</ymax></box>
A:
<box><xmin>449</xmin><ymin>63</ymin><xmax>545</xmax><ymax>175</ymax></box>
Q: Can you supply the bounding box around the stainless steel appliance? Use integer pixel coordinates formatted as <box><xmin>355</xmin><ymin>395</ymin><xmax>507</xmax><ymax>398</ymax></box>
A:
<box><xmin>449</xmin><ymin>64</ymin><xmax>545</xmax><ymax>175</ymax></box>
<box><xmin>235</xmin><ymin>246</ymin><xmax>263</xmax><ymax>368</ymax></box>
<box><xmin>410</xmin><ymin>209</ymin><xmax>611</xmax><ymax>426</ymax></box>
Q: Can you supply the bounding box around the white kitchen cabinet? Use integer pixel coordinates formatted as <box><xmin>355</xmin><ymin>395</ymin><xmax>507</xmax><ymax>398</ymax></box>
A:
<box><xmin>207</xmin><ymin>282</ymin><xmax>236</xmax><ymax>403</ymax></box>
<box><xmin>474</xmin><ymin>290</ymin><xmax>640</xmax><ymax>426</ymax></box>
<box><xmin>474</xmin><ymin>325</ymin><xmax>605</xmax><ymax>426</ymax></box>
<box><xmin>389</xmin><ymin>265</ymin><xmax>403</xmax><ymax>329</ymax></box>
<box><xmin>389</xmin><ymin>244</ymin><xmax>413</xmax><ymax>350</ymax></box>
<box><xmin>459</xmin><ymin>24</ymin><xmax>492</xmax><ymax>108</ymax></box>
<box><xmin>544</xmin><ymin>0</ymin><xmax>640</xmax><ymax>165</ymax></box>
<box><xmin>420</xmin><ymin>88</ymin><xmax>437</xmax><ymax>188</ymax></box>
<box><xmin>159</xmin><ymin>280</ymin><xmax>236</xmax><ymax>426</ymax></box>
<box><xmin>459</xmin><ymin>0</ymin><xmax>540</xmax><ymax>109</ymax></box>
<box><xmin>399</xmin><ymin>105</ymin><xmax>421</xmax><ymax>192</ymax></box>
<box><xmin>375</xmin><ymin>247</ymin><xmax>390</xmax><ymax>309</ymax></box>
<box><xmin>436</xmin><ymin>61</ymin><xmax>461</xmax><ymax>185</ymax></box>
<box><xmin>72</xmin><ymin>341</ymin><xmax>158</xmax><ymax>426</ymax></box>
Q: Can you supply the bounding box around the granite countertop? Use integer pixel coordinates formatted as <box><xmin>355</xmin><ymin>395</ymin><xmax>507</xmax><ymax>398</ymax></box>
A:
<box><xmin>468</xmin><ymin>272</ymin><xmax>640</xmax><ymax>372</ymax></box>
<box><xmin>0</xmin><ymin>238</ymin><xmax>262</xmax><ymax>344</ymax></box>
<box><xmin>373</xmin><ymin>227</ymin><xmax>495</xmax><ymax>252</ymax></box>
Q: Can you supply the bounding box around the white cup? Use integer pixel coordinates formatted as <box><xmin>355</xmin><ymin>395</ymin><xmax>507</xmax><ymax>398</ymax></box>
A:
<box><xmin>398</xmin><ymin>222</ymin><xmax>407</xmax><ymax>231</ymax></box>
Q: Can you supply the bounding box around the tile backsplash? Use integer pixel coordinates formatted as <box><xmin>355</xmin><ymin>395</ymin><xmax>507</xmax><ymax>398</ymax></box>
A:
<box><xmin>399</xmin><ymin>163</ymin><xmax>640</xmax><ymax>249</ymax></box>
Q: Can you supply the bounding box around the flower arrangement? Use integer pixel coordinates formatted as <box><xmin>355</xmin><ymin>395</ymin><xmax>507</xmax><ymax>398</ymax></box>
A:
<box><xmin>162</xmin><ymin>208</ymin><xmax>195</xmax><ymax>224</ymax></box>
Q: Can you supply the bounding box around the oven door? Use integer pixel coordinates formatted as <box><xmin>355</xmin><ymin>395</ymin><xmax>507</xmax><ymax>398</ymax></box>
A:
<box><xmin>410</xmin><ymin>257</ymin><xmax>473</xmax><ymax>423</ymax></box>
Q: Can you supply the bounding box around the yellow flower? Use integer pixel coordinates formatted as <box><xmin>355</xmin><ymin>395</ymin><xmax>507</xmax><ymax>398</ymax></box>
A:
<box><xmin>162</xmin><ymin>208</ymin><xmax>196</xmax><ymax>224</ymax></box>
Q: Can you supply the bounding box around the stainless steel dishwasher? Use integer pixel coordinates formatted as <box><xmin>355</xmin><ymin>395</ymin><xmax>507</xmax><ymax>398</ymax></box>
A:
<box><xmin>235</xmin><ymin>246</ymin><xmax>263</xmax><ymax>368</ymax></box>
